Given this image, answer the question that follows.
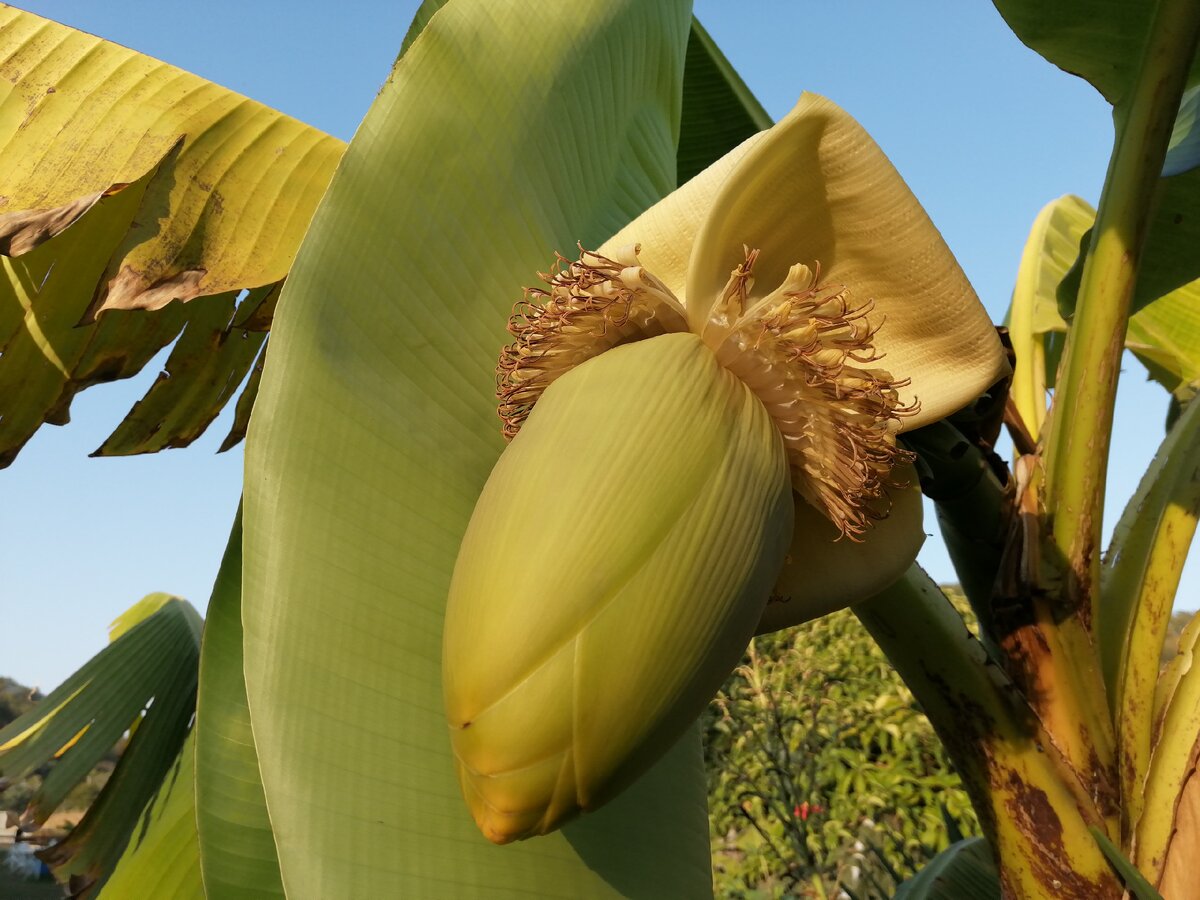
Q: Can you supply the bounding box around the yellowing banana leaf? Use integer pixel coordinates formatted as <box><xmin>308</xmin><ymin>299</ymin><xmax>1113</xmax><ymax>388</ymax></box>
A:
<box><xmin>93</xmin><ymin>284</ymin><xmax>276</xmax><ymax>456</ymax></box>
<box><xmin>241</xmin><ymin>0</ymin><xmax>715</xmax><ymax>895</ymax></box>
<box><xmin>1126</xmin><ymin>285</ymin><xmax>1200</xmax><ymax>399</ymax></box>
<box><xmin>893</xmin><ymin>836</ymin><xmax>1000</xmax><ymax>900</ymax></box>
<box><xmin>195</xmin><ymin>508</ymin><xmax>284</xmax><ymax>899</ymax></box>
<box><xmin>1101</xmin><ymin>393</ymin><xmax>1200</xmax><ymax>835</ymax></box>
<box><xmin>100</xmin><ymin>731</ymin><xmax>204</xmax><ymax>900</ymax></box>
<box><xmin>0</xmin><ymin>595</ymin><xmax>201</xmax><ymax>897</ymax></box>
<box><xmin>1006</xmin><ymin>195</ymin><xmax>1200</xmax><ymax>430</ymax></box>
<box><xmin>0</xmin><ymin>6</ymin><xmax>344</xmax><ymax>465</ymax></box>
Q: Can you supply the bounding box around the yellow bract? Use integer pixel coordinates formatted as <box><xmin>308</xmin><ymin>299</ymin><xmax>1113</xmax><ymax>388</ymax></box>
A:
<box><xmin>444</xmin><ymin>333</ymin><xmax>792</xmax><ymax>843</ymax></box>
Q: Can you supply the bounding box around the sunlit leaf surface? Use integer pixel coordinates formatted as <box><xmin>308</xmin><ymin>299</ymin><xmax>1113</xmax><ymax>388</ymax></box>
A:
<box><xmin>241</xmin><ymin>0</ymin><xmax>717</xmax><ymax>895</ymax></box>
<box><xmin>0</xmin><ymin>7</ymin><xmax>344</xmax><ymax>464</ymax></box>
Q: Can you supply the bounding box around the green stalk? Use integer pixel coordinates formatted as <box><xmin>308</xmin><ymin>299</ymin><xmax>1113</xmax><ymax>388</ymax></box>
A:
<box><xmin>903</xmin><ymin>420</ymin><xmax>1008</xmax><ymax>653</ymax></box>
<box><xmin>1041</xmin><ymin>0</ymin><xmax>1200</xmax><ymax>635</ymax></box>
<box><xmin>1033</xmin><ymin>0</ymin><xmax>1200</xmax><ymax>828</ymax></box>
<box><xmin>856</xmin><ymin>568</ymin><xmax>1120</xmax><ymax>899</ymax></box>
<box><xmin>1103</xmin><ymin>392</ymin><xmax>1200</xmax><ymax>836</ymax></box>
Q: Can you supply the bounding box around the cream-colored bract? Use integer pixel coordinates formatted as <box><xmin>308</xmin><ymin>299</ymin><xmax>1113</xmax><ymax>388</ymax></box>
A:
<box><xmin>446</xmin><ymin>334</ymin><xmax>793</xmax><ymax>843</ymax></box>
<box><xmin>597</xmin><ymin>92</ymin><xmax>1007</xmax><ymax>626</ymax></box>
<box><xmin>602</xmin><ymin>93</ymin><xmax>1008</xmax><ymax>431</ymax></box>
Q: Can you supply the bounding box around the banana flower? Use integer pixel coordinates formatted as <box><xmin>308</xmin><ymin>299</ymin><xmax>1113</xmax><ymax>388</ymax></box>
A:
<box><xmin>443</xmin><ymin>93</ymin><xmax>1008</xmax><ymax>844</ymax></box>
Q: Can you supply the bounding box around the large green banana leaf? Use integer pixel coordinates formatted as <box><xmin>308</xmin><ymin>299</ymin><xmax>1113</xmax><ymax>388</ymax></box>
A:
<box><xmin>0</xmin><ymin>594</ymin><xmax>200</xmax><ymax>897</ymax></box>
<box><xmin>0</xmin><ymin>6</ymin><xmax>343</xmax><ymax>464</ymax></box>
<box><xmin>240</xmin><ymin>0</ymin><xmax>716</xmax><ymax>895</ymax></box>
<box><xmin>990</xmin><ymin>1</ymin><xmax>1200</xmax><ymax>316</ymax></box>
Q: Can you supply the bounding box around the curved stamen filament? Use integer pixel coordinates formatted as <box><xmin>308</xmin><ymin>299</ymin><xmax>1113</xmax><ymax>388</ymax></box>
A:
<box><xmin>497</xmin><ymin>245</ymin><xmax>688</xmax><ymax>440</ymax></box>
<box><xmin>706</xmin><ymin>253</ymin><xmax>919</xmax><ymax>540</ymax></box>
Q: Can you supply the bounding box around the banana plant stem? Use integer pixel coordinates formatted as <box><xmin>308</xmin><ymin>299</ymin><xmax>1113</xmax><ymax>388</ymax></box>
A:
<box><xmin>1042</xmin><ymin>0</ymin><xmax>1200</xmax><ymax>637</ymax></box>
<box><xmin>856</xmin><ymin>568</ymin><xmax>1121</xmax><ymax>899</ymax></box>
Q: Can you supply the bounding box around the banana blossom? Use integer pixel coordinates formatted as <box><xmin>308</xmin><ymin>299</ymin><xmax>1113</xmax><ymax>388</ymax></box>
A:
<box><xmin>443</xmin><ymin>93</ymin><xmax>1009</xmax><ymax>844</ymax></box>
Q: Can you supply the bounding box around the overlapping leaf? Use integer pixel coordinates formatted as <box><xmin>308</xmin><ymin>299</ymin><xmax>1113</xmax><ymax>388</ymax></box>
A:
<box><xmin>0</xmin><ymin>595</ymin><xmax>201</xmax><ymax>896</ymax></box>
<box><xmin>100</xmin><ymin>732</ymin><xmax>204</xmax><ymax>900</ymax></box>
<box><xmin>989</xmin><ymin>0</ymin><xmax>1200</xmax><ymax>107</ymax></box>
<box><xmin>893</xmin><ymin>836</ymin><xmax>1000</xmax><ymax>900</ymax></box>
<box><xmin>0</xmin><ymin>6</ymin><xmax>344</xmax><ymax>465</ymax></box>
<box><xmin>195</xmin><ymin>509</ymin><xmax>284</xmax><ymax>899</ymax></box>
<box><xmin>675</xmin><ymin>18</ymin><xmax>770</xmax><ymax>184</ymax></box>
<box><xmin>240</xmin><ymin>0</ymin><xmax>718</xmax><ymax>895</ymax></box>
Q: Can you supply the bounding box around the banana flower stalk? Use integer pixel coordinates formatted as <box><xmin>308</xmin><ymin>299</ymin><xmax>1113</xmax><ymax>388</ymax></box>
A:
<box><xmin>444</xmin><ymin>93</ymin><xmax>1009</xmax><ymax>844</ymax></box>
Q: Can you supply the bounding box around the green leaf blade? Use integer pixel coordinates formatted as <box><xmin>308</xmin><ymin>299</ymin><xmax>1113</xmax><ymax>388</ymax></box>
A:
<box><xmin>676</xmin><ymin>18</ymin><xmax>771</xmax><ymax>184</ymax></box>
<box><xmin>195</xmin><ymin>508</ymin><xmax>285</xmax><ymax>900</ymax></box>
<box><xmin>99</xmin><ymin>732</ymin><xmax>204</xmax><ymax>900</ymax></box>
<box><xmin>241</xmin><ymin>1</ymin><xmax>713</xmax><ymax>896</ymax></box>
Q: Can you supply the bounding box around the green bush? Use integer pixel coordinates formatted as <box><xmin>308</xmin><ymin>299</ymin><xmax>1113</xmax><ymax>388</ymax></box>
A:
<box><xmin>704</xmin><ymin>593</ymin><xmax>978</xmax><ymax>899</ymax></box>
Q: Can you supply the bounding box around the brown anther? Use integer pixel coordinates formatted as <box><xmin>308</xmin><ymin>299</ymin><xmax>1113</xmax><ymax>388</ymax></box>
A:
<box><xmin>706</xmin><ymin>251</ymin><xmax>919</xmax><ymax>539</ymax></box>
<box><xmin>496</xmin><ymin>245</ymin><xmax>688</xmax><ymax>440</ymax></box>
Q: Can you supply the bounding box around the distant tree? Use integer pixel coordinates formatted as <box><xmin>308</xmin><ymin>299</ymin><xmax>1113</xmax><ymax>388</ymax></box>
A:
<box><xmin>0</xmin><ymin>677</ymin><xmax>40</xmax><ymax>730</ymax></box>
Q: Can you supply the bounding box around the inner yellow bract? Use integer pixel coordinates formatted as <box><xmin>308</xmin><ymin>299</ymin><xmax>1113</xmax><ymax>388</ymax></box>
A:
<box><xmin>496</xmin><ymin>244</ymin><xmax>917</xmax><ymax>538</ymax></box>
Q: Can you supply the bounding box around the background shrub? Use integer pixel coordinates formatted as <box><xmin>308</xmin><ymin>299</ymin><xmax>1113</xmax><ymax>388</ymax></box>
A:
<box><xmin>704</xmin><ymin>590</ymin><xmax>979</xmax><ymax>899</ymax></box>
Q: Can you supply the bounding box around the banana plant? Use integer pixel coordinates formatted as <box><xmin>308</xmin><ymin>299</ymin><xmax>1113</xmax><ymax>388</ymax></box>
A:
<box><xmin>2</xmin><ymin>1</ymin><xmax>1200</xmax><ymax>899</ymax></box>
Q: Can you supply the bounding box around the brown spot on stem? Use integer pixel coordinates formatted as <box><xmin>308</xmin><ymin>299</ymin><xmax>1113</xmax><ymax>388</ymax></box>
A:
<box><xmin>1003</xmin><ymin>772</ymin><xmax>1119</xmax><ymax>898</ymax></box>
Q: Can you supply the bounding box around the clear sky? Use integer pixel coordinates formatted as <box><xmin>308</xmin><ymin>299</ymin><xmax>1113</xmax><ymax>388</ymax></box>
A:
<box><xmin>3</xmin><ymin>1</ymin><xmax>1195</xmax><ymax>691</ymax></box>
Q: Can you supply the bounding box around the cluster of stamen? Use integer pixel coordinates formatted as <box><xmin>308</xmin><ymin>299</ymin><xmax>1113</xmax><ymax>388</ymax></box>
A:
<box><xmin>707</xmin><ymin>255</ymin><xmax>918</xmax><ymax>539</ymax></box>
<box><xmin>499</xmin><ymin>245</ymin><xmax>917</xmax><ymax>539</ymax></box>
<box><xmin>496</xmin><ymin>246</ymin><xmax>686</xmax><ymax>440</ymax></box>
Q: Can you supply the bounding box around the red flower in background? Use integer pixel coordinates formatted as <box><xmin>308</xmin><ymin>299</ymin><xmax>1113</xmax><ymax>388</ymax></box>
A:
<box><xmin>792</xmin><ymin>801</ymin><xmax>824</xmax><ymax>821</ymax></box>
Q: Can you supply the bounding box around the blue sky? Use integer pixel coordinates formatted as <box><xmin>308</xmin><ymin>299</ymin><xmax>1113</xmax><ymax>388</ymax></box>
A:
<box><xmin>3</xmin><ymin>1</ymin><xmax>1194</xmax><ymax>691</ymax></box>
